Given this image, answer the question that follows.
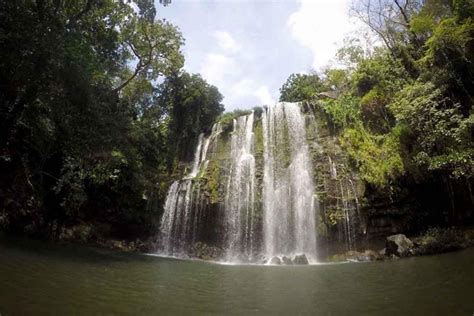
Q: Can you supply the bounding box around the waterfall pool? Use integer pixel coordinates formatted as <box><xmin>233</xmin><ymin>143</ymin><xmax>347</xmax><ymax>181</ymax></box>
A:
<box><xmin>1</xmin><ymin>234</ymin><xmax>473</xmax><ymax>314</ymax></box>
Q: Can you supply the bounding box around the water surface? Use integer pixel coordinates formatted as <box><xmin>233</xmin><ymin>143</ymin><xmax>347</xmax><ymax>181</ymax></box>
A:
<box><xmin>1</xmin><ymin>235</ymin><xmax>473</xmax><ymax>314</ymax></box>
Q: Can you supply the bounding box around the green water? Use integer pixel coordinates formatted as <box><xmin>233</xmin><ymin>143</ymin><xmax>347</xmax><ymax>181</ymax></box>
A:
<box><xmin>1</xmin><ymin>235</ymin><xmax>473</xmax><ymax>315</ymax></box>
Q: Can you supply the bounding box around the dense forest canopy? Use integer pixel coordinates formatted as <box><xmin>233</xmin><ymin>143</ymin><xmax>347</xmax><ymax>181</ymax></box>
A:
<box><xmin>0</xmin><ymin>0</ymin><xmax>223</xmax><ymax>240</ymax></box>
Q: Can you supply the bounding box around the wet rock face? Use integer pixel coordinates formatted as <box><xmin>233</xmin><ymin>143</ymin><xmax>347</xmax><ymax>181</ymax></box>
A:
<box><xmin>293</xmin><ymin>254</ymin><xmax>309</xmax><ymax>265</ymax></box>
<box><xmin>190</xmin><ymin>242</ymin><xmax>223</xmax><ymax>260</ymax></box>
<box><xmin>386</xmin><ymin>234</ymin><xmax>414</xmax><ymax>257</ymax></box>
<box><xmin>345</xmin><ymin>250</ymin><xmax>383</xmax><ymax>262</ymax></box>
<box><xmin>270</xmin><ymin>256</ymin><xmax>282</xmax><ymax>265</ymax></box>
<box><xmin>253</xmin><ymin>254</ymin><xmax>268</xmax><ymax>264</ymax></box>
<box><xmin>269</xmin><ymin>255</ymin><xmax>309</xmax><ymax>265</ymax></box>
<box><xmin>281</xmin><ymin>256</ymin><xmax>293</xmax><ymax>265</ymax></box>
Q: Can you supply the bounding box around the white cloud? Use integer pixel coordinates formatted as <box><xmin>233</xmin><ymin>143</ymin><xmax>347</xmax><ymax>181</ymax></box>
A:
<box><xmin>225</xmin><ymin>79</ymin><xmax>276</xmax><ymax>108</ymax></box>
<box><xmin>255</xmin><ymin>86</ymin><xmax>275</xmax><ymax>105</ymax></box>
<box><xmin>200</xmin><ymin>53</ymin><xmax>236</xmax><ymax>84</ymax></box>
<box><xmin>231</xmin><ymin>79</ymin><xmax>254</xmax><ymax>97</ymax></box>
<box><xmin>287</xmin><ymin>0</ymin><xmax>356</xmax><ymax>70</ymax></box>
<box><xmin>195</xmin><ymin>22</ymin><xmax>284</xmax><ymax>110</ymax></box>
<box><xmin>213</xmin><ymin>31</ymin><xmax>241</xmax><ymax>53</ymax></box>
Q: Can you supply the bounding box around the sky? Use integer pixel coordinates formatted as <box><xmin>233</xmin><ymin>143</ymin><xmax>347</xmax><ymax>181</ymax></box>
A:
<box><xmin>156</xmin><ymin>0</ymin><xmax>360</xmax><ymax>111</ymax></box>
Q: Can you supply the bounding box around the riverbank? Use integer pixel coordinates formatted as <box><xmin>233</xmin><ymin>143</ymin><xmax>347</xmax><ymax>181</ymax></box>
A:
<box><xmin>329</xmin><ymin>226</ymin><xmax>474</xmax><ymax>263</ymax></box>
<box><xmin>3</xmin><ymin>223</ymin><xmax>473</xmax><ymax>264</ymax></box>
<box><xmin>0</xmin><ymin>219</ymin><xmax>158</xmax><ymax>254</ymax></box>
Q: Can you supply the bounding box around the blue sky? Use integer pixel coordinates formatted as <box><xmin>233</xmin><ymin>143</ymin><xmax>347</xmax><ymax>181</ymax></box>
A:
<box><xmin>156</xmin><ymin>0</ymin><xmax>358</xmax><ymax>111</ymax></box>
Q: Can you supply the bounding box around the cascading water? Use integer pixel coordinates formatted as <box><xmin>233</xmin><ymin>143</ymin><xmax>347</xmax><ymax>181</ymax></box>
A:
<box><xmin>327</xmin><ymin>155</ymin><xmax>361</xmax><ymax>251</ymax></box>
<box><xmin>262</xmin><ymin>102</ymin><xmax>318</xmax><ymax>262</ymax></box>
<box><xmin>340</xmin><ymin>177</ymin><xmax>360</xmax><ymax>251</ymax></box>
<box><xmin>224</xmin><ymin>112</ymin><xmax>256</xmax><ymax>261</ymax></box>
<box><xmin>158</xmin><ymin>123</ymin><xmax>221</xmax><ymax>256</ymax></box>
<box><xmin>158</xmin><ymin>102</ymin><xmax>360</xmax><ymax>263</ymax></box>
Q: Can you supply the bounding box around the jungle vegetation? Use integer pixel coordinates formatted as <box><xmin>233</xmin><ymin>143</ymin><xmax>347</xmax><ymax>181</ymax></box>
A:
<box><xmin>0</xmin><ymin>0</ymin><xmax>223</xmax><ymax>240</ymax></box>
<box><xmin>0</xmin><ymin>0</ymin><xmax>472</xmax><ymax>243</ymax></box>
<box><xmin>279</xmin><ymin>0</ymin><xmax>473</xmax><ymax>225</ymax></box>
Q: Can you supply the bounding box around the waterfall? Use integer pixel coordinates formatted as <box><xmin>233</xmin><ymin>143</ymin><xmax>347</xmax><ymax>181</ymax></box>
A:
<box><xmin>335</xmin><ymin>174</ymin><xmax>360</xmax><ymax>251</ymax></box>
<box><xmin>224</xmin><ymin>112</ymin><xmax>256</xmax><ymax>261</ymax></box>
<box><xmin>328</xmin><ymin>156</ymin><xmax>337</xmax><ymax>179</ymax></box>
<box><xmin>328</xmin><ymin>154</ymin><xmax>360</xmax><ymax>251</ymax></box>
<box><xmin>262</xmin><ymin>102</ymin><xmax>318</xmax><ymax>262</ymax></box>
<box><xmin>158</xmin><ymin>102</ymin><xmax>357</xmax><ymax>263</ymax></box>
<box><xmin>188</xmin><ymin>134</ymin><xmax>205</xmax><ymax>178</ymax></box>
<box><xmin>158</xmin><ymin>124</ymin><xmax>221</xmax><ymax>256</ymax></box>
<box><xmin>159</xmin><ymin>181</ymin><xmax>180</xmax><ymax>254</ymax></box>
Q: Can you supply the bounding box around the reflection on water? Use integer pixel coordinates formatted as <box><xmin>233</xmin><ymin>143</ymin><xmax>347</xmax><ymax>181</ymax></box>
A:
<box><xmin>1</xmin><ymin>234</ymin><xmax>473</xmax><ymax>314</ymax></box>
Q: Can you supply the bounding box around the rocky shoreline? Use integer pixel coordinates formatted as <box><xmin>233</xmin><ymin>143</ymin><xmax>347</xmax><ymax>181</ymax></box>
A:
<box><xmin>182</xmin><ymin>226</ymin><xmax>474</xmax><ymax>264</ymax></box>
<box><xmin>26</xmin><ymin>223</ymin><xmax>474</xmax><ymax>264</ymax></box>
<box><xmin>329</xmin><ymin>227</ymin><xmax>474</xmax><ymax>263</ymax></box>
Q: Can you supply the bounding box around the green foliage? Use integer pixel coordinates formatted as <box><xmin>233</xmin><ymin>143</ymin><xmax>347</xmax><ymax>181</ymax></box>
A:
<box><xmin>279</xmin><ymin>73</ymin><xmax>324</xmax><ymax>102</ymax></box>
<box><xmin>340</xmin><ymin>126</ymin><xmax>404</xmax><ymax>188</ymax></box>
<box><xmin>156</xmin><ymin>72</ymin><xmax>224</xmax><ymax>163</ymax></box>
<box><xmin>321</xmin><ymin>94</ymin><xmax>361</xmax><ymax>128</ymax></box>
<box><xmin>218</xmin><ymin>109</ymin><xmax>253</xmax><ymax>134</ymax></box>
<box><xmin>390</xmin><ymin>81</ymin><xmax>473</xmax><ymax>178</ymax></box>
<box><xmin>453</xmin><ymin>0</ymin><xmax>474</xmax><ymax>22</ymax></box>
<box><xmin>420</xmin><ymin>17</ymin><xmax>474</xmax><ymax>108</ymax></box>
<box><xmin>423</xmin><ymin>17</ymin><xmax>474</xmax><ymax>65</ymax></box>
<box><xmin>207</xmin><ymin>163</ymin><xmax>221</xmax><ymax>204</ymax></box>
<box><xmin>359</xmin><ymin>88</ymin><xmax>393</xmax><ymax>133</ymax></box>
<box><xmin>1</xmin><ymin>0</ymin><xmax>473</xmax><ymax>243</ymax></box>
<box><xmin>296</xmin><ymin>0</ymin><xmax>474</xmax><ymax>197</ymax></box>
<box><xmin>0</xmin><ymin>0</ymin><xmax>222</xmax><ymax>239</ymax></box>
<box><xmin>116</xmin><ymin>17</ymin><xmax>184</xmax><ymax>91</ymax></box>
<box><xmin>325</xmin><ymin>208</ymin><xmax>346</xmax><ymax>226</ymax></box>
<box><xmin>324</xmin><ymin>68</ymin><xmax>350</xmax><ymax>92</ymax></box>
<box><xmin>335</xmin><ymin>37</ymin><xmax>365</xmax><ymax>69</ymax></box>
<box><xmin>410</xmin><ymin>13</ymin><xmax>437</xmax><ymax>35</ymax></box>
<box><xmin>253</xmin><ymin>120</ymin><xmax>265</xmax><ymax>157</ymax></box>
<box><xmin>352</xmin><ymin>51</ymin><xmax>409</xmax><ymax>97</ymax></box>
<box><xmin>416</xmin><ymin>227</ymin><xmax>466</xmax><ymax>254</ymax></box>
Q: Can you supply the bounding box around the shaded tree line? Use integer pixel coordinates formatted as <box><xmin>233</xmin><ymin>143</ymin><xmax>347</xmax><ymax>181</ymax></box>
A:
<box><xmin>0</xmin><ymin>0</ymin><xmax>224</xmax><ymax>241</ymax></box>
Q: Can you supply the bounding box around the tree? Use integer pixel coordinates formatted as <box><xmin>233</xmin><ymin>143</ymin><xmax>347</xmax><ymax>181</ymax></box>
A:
<box><xmin>115</xmin><ymin>18</ymin><xmax>184</xmax><ymax>92</ymax></box>
<box><xmin>351</xmin><ymin>0</ymin><xmax>423</xmax><ymax>51</ymax></box>
<box><xmin>156</xmin><ymin>72</ymin><xmax>225</xmax><ymax>164</ymax></box>
<box><xmin>279</xmin><ymin>73</ymin><xmax>324</xmax><ymax>102</ymax></box>
<box><xmin>0</xmin><ymin>0</ymin><xmax>188</xmax><ymax>238</ymax></box>
<box><xmin>390</xmin><ymin>81</ymin><xmax>473</xmax><ymax>178</ymax></box>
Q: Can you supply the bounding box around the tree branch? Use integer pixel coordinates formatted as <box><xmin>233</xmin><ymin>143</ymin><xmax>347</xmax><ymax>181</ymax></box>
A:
<box><xmin>394</xmin><ymin>0</ymin><xmax>411</xmax><ymax>25</ymax></box>
<box><xmin>113</xmin><ymin>59</ymin><xmax>151</xmax><ymax>93</ymax></box>
<box><xmin>67</xmin><ymin>0</ymin><xmax>93</xmax><ymax>26</ymax></box>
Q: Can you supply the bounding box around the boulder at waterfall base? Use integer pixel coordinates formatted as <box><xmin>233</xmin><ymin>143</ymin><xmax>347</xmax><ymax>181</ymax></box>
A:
<box><xmin>281</xmin><ymin>256</ymin><xmax>293</xmax><ymax>265</ymax></box>
<box><xmin>270</xmin><ymin>256</ymin><xmax>282</xmax><ymax>265</ymax></box>
<box><xmin>385</xmin><ymin>234</ymin><xmax>414</xmax><ymax>257</ymax></box>
<box><xmin>293</xmin><ymin>254</ymin><xmax>309</xmax><ymax>264</ymax></box>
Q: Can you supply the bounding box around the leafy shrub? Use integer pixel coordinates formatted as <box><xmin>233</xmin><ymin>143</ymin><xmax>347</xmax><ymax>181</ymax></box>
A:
<box><xmin>416</xmin><ymin>227</ymin><xmax>466</xmax><ymax>254</ymax></box>
<box><xmin>390</xmin><ymin>81</ymin><xmax>474</xmax><ymax>178</ymax></box>
<box><xmin>340</xmin><ymin>125</ymin><xmax>404</xmax><ymax>187</ymax></box>
<box><xmin>360</xmin><ymin>88</ymin><xmax>393</xmax><ymax>133</ymax></box>
<box><xmin>321</xmin><ymin>94</ymin><xmax>361</xmax><ymax>128</ymax></box>
<box><xmin>279</xmin><ymin>73</ymin><xmax>324</xmax><ymax>102</ymax></box>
